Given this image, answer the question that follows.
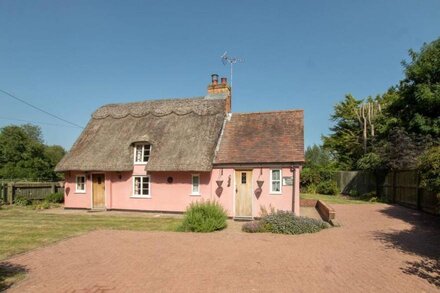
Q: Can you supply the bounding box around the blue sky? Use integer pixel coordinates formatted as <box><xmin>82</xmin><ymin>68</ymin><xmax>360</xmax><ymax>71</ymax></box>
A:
<box><xmin>0</xmin><ymin>0</ymin><xmax>439</xmax><ymax>150</ymax></box>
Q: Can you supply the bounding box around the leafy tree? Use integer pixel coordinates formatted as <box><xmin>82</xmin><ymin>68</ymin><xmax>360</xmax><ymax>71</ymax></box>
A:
<box><xmin>44</xmin><ymin>145</ymin><xmax>66</xmax><ymax>168</ymax></box>
<box><xmin>389</xmin><ymin>38</ymin><xmax>440</xmax><ymax>138</ymax></box>
<box><xmin>301</xmin><ymin>144</ymin><xmax>338</xmax><ymax>195</ymax></box>
<box><xmin>0</xmin><ymin>124</ymin><xmax>65</xmax><ymax>181</ymax></box>
<box><xmin>418</xmin><ymin>146</ymin><xmax>440</xmax><ymax>195</ymax></box>
<box><xmin>21</xmin><ymin>124</ymin><xmax>44</xmax><ymax>144</ymax></box>
<box><xmin>322</xmin><ymin>94</ymin><xmax>363</xmax><ymax>170</ymax></box>
<box><xmin>324</xmin><ymin>38</ymin><xmax>440</xmax><ymax>172</ymax></box>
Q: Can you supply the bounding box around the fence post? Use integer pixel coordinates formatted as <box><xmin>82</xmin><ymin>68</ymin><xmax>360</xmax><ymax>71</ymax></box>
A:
<box><xmin>51</xmin><ymin>182</ymin><xmax>56</xmax><ymax>194</ymax></box>
<box><xmin>7</xmin><ymin>183</ymin><xmax>15</xmax><ymax>204</ymax></box>
<box><xmin>0</xmin><ymin>183</ymin><xmax>4</xmax><ymax>203</ymax></box>
<box><xmin>416</xmin><ymin>171</ymin><xmax>421</xmax><ymax>210</ymax></box>
<box><xmin>392</xmin><ymin>171</ymin><xmax>397</xmax><ymax>203</ymax></box>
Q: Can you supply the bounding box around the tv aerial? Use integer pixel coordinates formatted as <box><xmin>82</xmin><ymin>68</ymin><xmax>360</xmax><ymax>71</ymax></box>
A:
<box><xmin>221</xmin><ymin>51</ymin><xmax>244</xmax><ymax>87</ymax></box>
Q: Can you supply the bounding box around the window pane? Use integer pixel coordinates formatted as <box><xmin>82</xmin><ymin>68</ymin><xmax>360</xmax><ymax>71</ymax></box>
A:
<box><xmin>77</xmin><ymin>176</ymin><xmax>85</xmax><ymax>191</ymax></box>
<box><xmin>272</xmin><ymin>170</ymin><xmax>280</xmax><ymax>180</ymax></box>
<box><xmin>143</xmin><ymin>146</ymin><xmax>150</xmax><ymax>162</ymax></box>
<box><xmin>142</xmin><ymin>177</ymin><xmax>149</xmax><ymax>195</ymax></box>
<box><xmin>135</xmin><ymin>145</ymin><xmax>143</xmax><ymax>162</ymax></box>
<box><xmin>134</xmin><ymin>177</ymin><xmax>141</xmax><ymax>195</ymax></box>
<box><xmin>272</xmin><ymin>181</ymin><xmax>281</xmax><ymax>192</ymax></box>
<box><xmin>241</xmin><ymin>172</ymin><xmax>246</xmax><ymax>184</ymax></box>
<box><xmin>192</xmin><ymin>176</ymin><xmax>199</xmax><ymax>193</ymax></box>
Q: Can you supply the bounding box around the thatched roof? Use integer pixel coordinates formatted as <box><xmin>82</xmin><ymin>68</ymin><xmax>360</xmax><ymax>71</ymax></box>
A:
<box><xmin>55</xmin><ymin>97</ymin><xmax>226</xmax><ymax>172</ymax></box>
<box><xmin>214</xmin><ymin>110</ymin><xmax>304</xmax><ymax>164</ymax></box>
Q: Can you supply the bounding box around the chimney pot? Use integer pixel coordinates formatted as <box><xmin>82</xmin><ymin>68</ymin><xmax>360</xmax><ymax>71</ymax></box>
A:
<box><xmin>221</xmin><ymin>77</ymin><xmax>227</xmax><ymax>85</ymax></box>
<box><xmin>211</xmin><ymin>74</ymin><xmax>219</xmax><ymax>85</ymax></box>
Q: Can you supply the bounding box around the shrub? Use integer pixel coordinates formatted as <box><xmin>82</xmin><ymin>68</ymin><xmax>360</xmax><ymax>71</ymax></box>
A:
<box><xmin>259</xmin><ymin>205</ymin><xmax>276</xmax><ymax>217</ymax></box>
<box><xmin>418</xmin><ymin>146</ymin><xmax>440</xmax><ymax>195</ymax></box>
<box><xmin>260</xmin><ymin>211</ymin><xmax>329</xmax><ymax>235</ymax></box>
<box><xmin>305</xmin><ymin>183</ymin><xmax>318</xmax><ymax>194</ymax></box>
<box><xmin>32</xmin><ymin>201</ymin><xmax>51</xmax><ymax>210</ymax></box>
<box><xmin>45</xmin><ymin>192</ymin><xmax>64</xmax><ymax>203</ymax></box>
<box><xmin>316</xmin><ymin>180</ymin><xmax>339</xmax><ymax>195</ymax></box>
<box><xmin>242</xmin><ymin>221</ymin><xmax>264</xmax><ymax>233</ymax></box>
<box><xmin>14</xmin><ymin>196</ymin><xmax>31</xmax><ymax>206</ymax></box>
<box><xmin>178</xmin><ymin>200</ymin><xmax>227</xmax><ymax>233</ymax></box>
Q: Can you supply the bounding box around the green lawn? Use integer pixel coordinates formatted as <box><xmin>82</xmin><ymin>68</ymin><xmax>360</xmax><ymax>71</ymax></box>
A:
<box><xmin>0</xmin><ymin>206</ymin><xmax>182</xmax><ymax>290</ymax></box>
<box><xmin>0</xmin><ymin>206</ymin><xmax>182</xmax><ymax>261</ymax></box>
<box><xmin>301</xmin><ymin>193</ymin><xmax>378</xmax><ymax>204</ymax></box>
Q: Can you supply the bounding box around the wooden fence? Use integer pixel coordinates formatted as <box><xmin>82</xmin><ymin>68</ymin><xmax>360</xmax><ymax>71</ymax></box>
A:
<box><xmin>380</xmin><ymin>170</ymin><xmax>438</xmax><ymax>214</ymax></box>
<box><xmin>334</xmin><ymin>171</ymin><xmax>377</xmax><ymax>196</ymax></box>
<box><xmin>335</xmin><ymin>170</ymin><xmax>439</xmax><ymax>215</ymax></box>
<box><xmin>0</xmin><ymin>181</ymin><xmax>64</xmax><ymax>204</ymax></box>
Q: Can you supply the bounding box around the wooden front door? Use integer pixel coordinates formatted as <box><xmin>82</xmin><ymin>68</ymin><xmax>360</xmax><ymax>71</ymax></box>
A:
<box><xmin>92</xmin><ymin>174</ymin><xmax>105</xmax><ymax>209</ymax></box>
<box><xmin>235</xmin><ymin>171</ymin><xmax>252</xmax><ymax>217</ymax></box>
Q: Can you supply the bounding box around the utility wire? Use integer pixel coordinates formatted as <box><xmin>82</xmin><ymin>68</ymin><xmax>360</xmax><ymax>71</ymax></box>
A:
<box><xmin>0</xmin><ymin>88</ymin><xmax>84</xmax><ymax>129</ymax></box>
<box><xmin>0</xmin><ymin>117</ymin><xmax>81</xmax><ymax>128</ymax></box>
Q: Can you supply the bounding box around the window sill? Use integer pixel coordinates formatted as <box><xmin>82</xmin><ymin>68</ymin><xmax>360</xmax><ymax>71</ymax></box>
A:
<box><xmin>190</xmin><ymin>193</ymin><xmax>201</xmax><ymax>196</ymax></box>
<box><xmin>269</xmin><ymin>192</ymin><xmax>282</xmax><ymax>195</ymax></box>
<box><xmin>75</xmin><ymin>191</ymin><xmax>86</xmax><ymax>194</ymax></box>
<box><xmin>130</xmin><ymin>195</ymin><xmax>151</xmax><ymax>199</ymax></box>
<box><xmin>133</xmin><ymin>162</ymin><xmax>148</xmax><ymax>165</ymax></box>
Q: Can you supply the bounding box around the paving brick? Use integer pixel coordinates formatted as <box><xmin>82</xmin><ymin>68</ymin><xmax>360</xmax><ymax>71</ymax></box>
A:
<box><xmin>6</xmin><ymin>204</ymin><xmax>440</xmax><ymax>292</ymax></box>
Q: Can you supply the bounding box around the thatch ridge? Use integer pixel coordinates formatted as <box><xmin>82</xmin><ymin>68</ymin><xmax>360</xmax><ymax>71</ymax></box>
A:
<box><xmin>92</xmin><ymin>97</ymin><xmax>223</xmax><ymax>119</ymax></box>
<box><xmin>56</xmin><ymin>97</ymin><xmax>226</xmax><ymax>172</ymax></box>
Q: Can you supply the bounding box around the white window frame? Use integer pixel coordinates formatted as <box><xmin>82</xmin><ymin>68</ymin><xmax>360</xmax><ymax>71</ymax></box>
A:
<box><xmin>191</xmin><ymin>174</ymin><xmax>200</xmax><ymax>196</ymax></box>
<box><xmin>270</xmin><ymin>169</ymin><xmax>282</xmax><ymax>194</ymax></box>
<box><xmin>75</xmin><ymin>175</ymin><xmax>86</xmax><ymax>193</ymax></box>
<box><xmin>134</xmin><ymin>143</ymin><xmax>151</xmax><ymax>164</ymax></box>
<box><xmin>131</xmin><ymin>175</ymin><xmax>151</xmax><ymax>198</ymax></box>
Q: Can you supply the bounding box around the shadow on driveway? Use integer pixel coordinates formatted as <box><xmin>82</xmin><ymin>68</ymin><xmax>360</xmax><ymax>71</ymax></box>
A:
<box><xmin>0</xmin><ymin>262</ymin><xmax>28</xmax><ymax>291</ymax></box>
<box><xmin>374</xmin><ymin>205</ymin><xmax>440</xmax><ymax>288</ymax></box>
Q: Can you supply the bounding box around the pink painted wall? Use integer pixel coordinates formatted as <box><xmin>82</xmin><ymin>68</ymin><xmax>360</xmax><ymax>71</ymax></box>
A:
<box><xmin>63</xmin><ymin>166</ymin><xmax>300</xmax><ymax>217</ymax></box>
<box><xmin>110</xmin><ymin>171</ymin><xmax>212</xmax><ymax>212</ymax></box>
<box><xmin>64</xmin><ymin>171</ymin><xmax>92</xmax><ymax>209</ymax></box>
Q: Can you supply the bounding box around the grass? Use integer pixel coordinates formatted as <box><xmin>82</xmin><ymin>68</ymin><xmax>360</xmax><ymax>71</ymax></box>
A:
<box><xmin>0</xmin><ymin>206</ymin><xmax>182</xmax><ymax>290</ymax></box>
<box><xmin>0</xmin><ymin>206</ymin><xmax>182</xmax><ymax>261</ymax></box>
<box><xmin>301</xmin><ymin>193</ymin><xmax>379</xmax><ymax>204</ymax></box>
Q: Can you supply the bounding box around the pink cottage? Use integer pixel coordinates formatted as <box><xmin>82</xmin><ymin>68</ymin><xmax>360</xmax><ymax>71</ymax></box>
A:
<box><xmin>55</xmin><ymin>75</ymin><xmax>304</xmax><ymax>218</ymax></box>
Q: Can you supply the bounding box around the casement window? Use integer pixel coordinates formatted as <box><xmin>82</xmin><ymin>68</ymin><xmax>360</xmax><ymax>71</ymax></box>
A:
<box><xmin>76</xmin><ymin>175</ymin><xmax>86</xmax><ymax>193</ymax></box>
<box><xmin>191</xmin><ymin>174</ymin><xmax>200</xmax><ymax>195</ymax></box>
<box><xmin>132</xmin><ymin>176</ymin><xmax>150</xmax><ymax>197</ymax></box>
<box><xmin>134</xmin><ymin>144</ymin><xmax>151</xmax><ymax>164</ymax></box>
<box><xmin>270</xmin><ymin>169</ymin><xmax>282</xmax><ymax>194</ymax></box>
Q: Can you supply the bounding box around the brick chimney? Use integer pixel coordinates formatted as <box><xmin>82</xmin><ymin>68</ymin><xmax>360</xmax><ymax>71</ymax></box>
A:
<box><xmin>207</xmin><ymin>74</ymin><xmax>231</xmax><ymax>113</ymax></box>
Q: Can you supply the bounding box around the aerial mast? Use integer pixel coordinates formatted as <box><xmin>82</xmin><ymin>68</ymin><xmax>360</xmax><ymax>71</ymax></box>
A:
<box><xmin>220</xmin><ymin>51</ymin><xmax>244</xmax><ymax>88</ymax></box>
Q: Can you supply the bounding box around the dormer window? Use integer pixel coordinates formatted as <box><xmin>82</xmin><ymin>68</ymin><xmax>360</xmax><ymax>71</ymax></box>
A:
<box><xmin>134</xmin><ymin>143</ymin><xmax>151</xmax><ymax>164</ymax></box>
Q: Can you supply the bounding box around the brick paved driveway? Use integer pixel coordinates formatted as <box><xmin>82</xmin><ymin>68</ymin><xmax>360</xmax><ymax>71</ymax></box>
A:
<box><xmin>5</xmin><ymin>204</ymin><xmax>440</xmax><ymax>292</ymax></box>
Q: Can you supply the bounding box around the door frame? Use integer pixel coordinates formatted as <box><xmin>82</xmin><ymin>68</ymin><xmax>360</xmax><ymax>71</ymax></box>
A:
<box><xmin>233</xmin><ymin>169</ymin><xmax>253</xmax><ymax>218</ymax></box>
<box><xmin>91</xmin><ymin>173</ymin><xmax>106</xmax><ymax>209</ymax></box>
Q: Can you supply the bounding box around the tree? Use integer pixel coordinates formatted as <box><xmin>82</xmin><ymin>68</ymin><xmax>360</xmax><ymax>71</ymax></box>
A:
<box><xmin>301</xmin><ymin>144</ymin><xmax>338</xmax><ymax>195</ymax></box>
<box><xmin>44</xmin><ymin>145</ymin><xmax>66</xmax><ymax>168</ymax></box>
<box><xmin>389</xmin><ymin>38</ymin><xmax>440</xmax><ymax>139</ymax></box>
<box><xmin>324</xmin><ymin>38</ymin><xmax>440</xmax><ymax>172</ymax></box>
<box><xmin>0</xmin><ymin>124</ymin><xmax>66</xmax><ymax>180</ymax></box>
<box><xmin>21</xmin><ymin>124</ymin><xmax>44</xmax><ymax>144</ymax></box>
<box><xmin>419</xmin><ymin>146</ymin><xmax>440</xmax><ymax>195</ymax></box>
<box><xmin>322</xmin><ymin>94</ymin><xmax>363</xmax><ymax>170</ymax></box>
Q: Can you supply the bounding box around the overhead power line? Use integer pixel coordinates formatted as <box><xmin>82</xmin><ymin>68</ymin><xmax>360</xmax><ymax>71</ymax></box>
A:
<box><xmin>0</xmin><ymin>117</ymin><xmax>81</xmax><ymax>128</ymax></box>
<box><xmin>0</xmin><ymin>88</ymin><xmax>84</xmax><ymax>129</ymax></box>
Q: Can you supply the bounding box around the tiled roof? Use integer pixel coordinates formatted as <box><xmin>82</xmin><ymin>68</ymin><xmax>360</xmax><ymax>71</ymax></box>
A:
<box><xmin>214</xmin><ymin>110</ymin><xmax>304</xmax><ymax>164</ymax></box>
